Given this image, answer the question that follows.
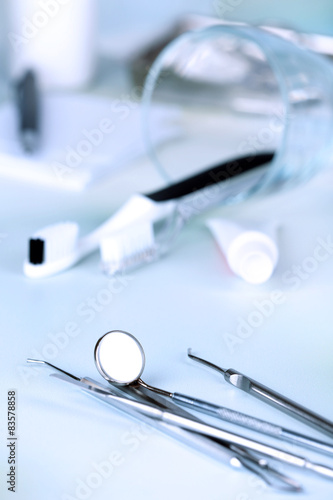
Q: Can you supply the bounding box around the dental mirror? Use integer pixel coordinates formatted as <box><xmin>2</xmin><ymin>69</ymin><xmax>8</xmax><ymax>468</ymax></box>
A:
<box><xmin>94</xmin><ymin>330</ymin><xmax>146</xmax><ymax>385</ymax></box>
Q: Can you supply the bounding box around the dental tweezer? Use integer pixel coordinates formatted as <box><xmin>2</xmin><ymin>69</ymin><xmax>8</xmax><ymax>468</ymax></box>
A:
<box><xmin>56</xmin><ymin>373</ymin><xmax>333</xmax><ymax>481</ymax></box>
<box><xmin>25</xmin><ymin>360</ymin><xmax>256</xmax><ymax>477</ymax></box>
<box><xmin>79</xmin><ymin>378</ymin><xmax>301</xmax><ymax>492</ymax></box>
<box><xmin>26</xmin><ymin>359</ymin><xmax>303</xmax><ymax>490</ymax></box>
<box><xmin>82</xmin><ymin>379</ymin><xmax>303</xmax><ymax>490</ymax></box>
<box><xmin>27</xmin><ymin>359</ymin><xmax>300</xmax><ymax>491</ymax></box>
<box><xmin>27</xmin><ymin>359</ymin><xmax>333</xmax><ymax>483</ymax></box>
<box><xmin>188</xmin><ymin>350</ymin><xmax>333</xmax><ymax>439</ymax></box>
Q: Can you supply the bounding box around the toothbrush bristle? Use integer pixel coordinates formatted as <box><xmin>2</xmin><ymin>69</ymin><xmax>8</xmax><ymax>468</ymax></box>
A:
<box><xmin>29</xmin><ymin>238</ymin><xmax>45</xmax><ymax>264</ymax></box>
<box><xmin>30</xmin><ymin>222</ymin><xmax>79</xmax><ymax>265</ymax></box>
<box><xmin>100</xmin><ymin>222</ymin><xmax>156</xmax><ymax>275</ymax></box>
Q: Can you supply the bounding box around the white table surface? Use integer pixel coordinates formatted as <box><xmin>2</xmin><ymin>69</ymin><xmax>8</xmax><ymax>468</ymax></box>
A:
<box><xmin>1</xmin><ymin>115</ymin><xmax>333</xmax><ymax>500</ymax></box>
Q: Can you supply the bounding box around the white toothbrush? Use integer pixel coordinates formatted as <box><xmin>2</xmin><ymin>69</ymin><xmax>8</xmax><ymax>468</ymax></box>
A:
<box><xmin>100</xmin><ymin>208</ymin><xmax>182</xmax><ymax>276</ymax></box>
<box><xmin>24</xmin><ymin>195</ymin><xmax>176</xmax><ymax>278</ymax></box>
<box><xmin>24</xmin><ymin>153</ymin><xmax>274</xmax><ymax>278</ymax></box>
<box><xmin>100</xmin><ymin>152</ymin><xmax>275</xmax><ymax>276</ymax></box>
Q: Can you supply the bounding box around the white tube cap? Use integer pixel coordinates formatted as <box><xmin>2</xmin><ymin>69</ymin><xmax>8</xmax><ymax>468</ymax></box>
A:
<box><xmin>207</xmin><ymin>219</ymin><xmax>279</xmax><ymax>284</ymax></box>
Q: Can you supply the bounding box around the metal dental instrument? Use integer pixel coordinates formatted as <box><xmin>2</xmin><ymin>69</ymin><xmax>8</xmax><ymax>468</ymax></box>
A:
<box><xmin>52</xmin><ymin>372</ymin><xmax>302</xmax><ymax>491</ymax></box>
<box><xmin>27</xmin><ymin>358</ymin><xmax>333</xmax><ymax>482</ymax></box>
<box><xmin>27</xmin><ymin>358</ymin><xmax>300</xmax><ymax>491</ymax></box>
<box><xmin>187</xmin><ymin>350</ymin><xmax>333</xmax><ymax>439</ymax></box>
<box><xmin>26</xmin><ymin>359</ymin><xmax>244</xmax><ymax>468</ymax></box>
<box><xmin>101</xmin><ymin>379</ymin><xmax>301</xmax><ymax>491</ymax></box>
<box><xmin>93</xmin><ymin>331</ymin><xmax>333</xmax><ymax>456</ymax></box>
<box><xmin>25</xmin><ymin>361</ymin><xmax>249</xmax><ymax>473</ymax></box>
<box><xmin>78</xmin><ymin>380</ymin><xmax>302</xmax><ymax>492</ymax></box>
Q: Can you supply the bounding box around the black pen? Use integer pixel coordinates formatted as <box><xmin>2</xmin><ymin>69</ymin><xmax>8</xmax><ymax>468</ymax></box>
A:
<box><xmin>15</xmin><ymin>70</ymin><xmax>40</xmax><ymax>153</ymax></box>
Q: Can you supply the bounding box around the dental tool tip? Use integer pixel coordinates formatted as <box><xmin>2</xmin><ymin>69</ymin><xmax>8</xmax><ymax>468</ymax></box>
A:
<box><xmin>26</xmin><ymin>358</ymin><xmax>80</xmax><ymax>381</ymax></box>
<box><xmin>187</xmin><ymin>350</ymin><xmax>227</xmax><ymax>374</ymax></box>
<box><xmin>27</xmin><ymin>358</ymin><xmax>44</xmax><ymax>364</ymax></box>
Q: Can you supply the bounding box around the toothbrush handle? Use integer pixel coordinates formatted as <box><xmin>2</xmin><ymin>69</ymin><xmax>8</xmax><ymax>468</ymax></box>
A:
<box><xmin>224</xmin><ymin>369</ymin><xmax>333</xmax><ymax>438</ymax></box>
<box><xmin>147</xmin><ymin>153</ymin><xmax>274</xmax><ymax>203</ymax></box>
<box><xmin>172</xmin><ymin>392</ymin><xmax>282</xmax><ymax>436</ymax></box>
<box><xmin>147</xmin><ymin>152</ymin><xmax>274</xmax><ymax>220</ymax></box>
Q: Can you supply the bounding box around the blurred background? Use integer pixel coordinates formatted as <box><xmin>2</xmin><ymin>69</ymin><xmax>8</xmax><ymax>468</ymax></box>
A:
<box><xmin>0</xmin><ymin>0</ymin><xmax>332</xmax><ymax>193</ymax></box>
<box><xmin>98</xmin><ymin>0</ymin><xmax>333</xmax><ymax>55</ymax></box>
<box><xmin>2</xmin><ymin>1</ymin><xmax>333</xmax><ymax>82</ymax></box>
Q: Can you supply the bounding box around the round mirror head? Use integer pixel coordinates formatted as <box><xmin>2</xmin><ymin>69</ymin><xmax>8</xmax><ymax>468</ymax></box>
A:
<box><xmin>94</xmin><ymin>330</ymin><xmax>145</xmax><ymax>385</ymax></box>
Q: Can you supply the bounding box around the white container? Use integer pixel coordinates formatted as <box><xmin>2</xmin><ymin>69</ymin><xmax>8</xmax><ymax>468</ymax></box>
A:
<box><xmin>206</xmin><ymin>219</ymin><xmax>279</xmax><ymax>284</ymax></box>
<box><xmin>7</xmin><ymin>0</ymin><xmax>96</xmax><ymax>90</ymax></box>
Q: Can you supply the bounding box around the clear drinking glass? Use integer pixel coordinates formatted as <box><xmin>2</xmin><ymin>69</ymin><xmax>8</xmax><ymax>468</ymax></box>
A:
<box><xmin>142</xmin><ymin>25</ymin><xmax>333</xmax><ymax>204</ymax></box>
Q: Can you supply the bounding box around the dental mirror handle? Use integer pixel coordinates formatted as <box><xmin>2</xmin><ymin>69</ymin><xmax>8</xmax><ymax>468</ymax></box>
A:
<box><xmin>223</xmin><ymin>369</ymin><xmax>333</xmax><ymax>438</ymax></box>
<box><xmin>170</xmin><ymin>392</ymin><xmax>333</xmax><ymax>455</ymax></box>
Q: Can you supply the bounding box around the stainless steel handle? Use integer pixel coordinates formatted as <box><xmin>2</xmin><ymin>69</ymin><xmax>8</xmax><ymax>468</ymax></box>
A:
<box><xmin>52</xmin><ymin>372</ymin><xmax>333</xmax><ymax>480</ymax></box>
<box><xmin>224</xmin><ymin>369</ymin><xmax>333</xmax><ymax>438</ymax></box>
<box><xmin>172</xmin><ymin>392</ymin><xmax>282</xmax><ymax>436</ymax></box>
